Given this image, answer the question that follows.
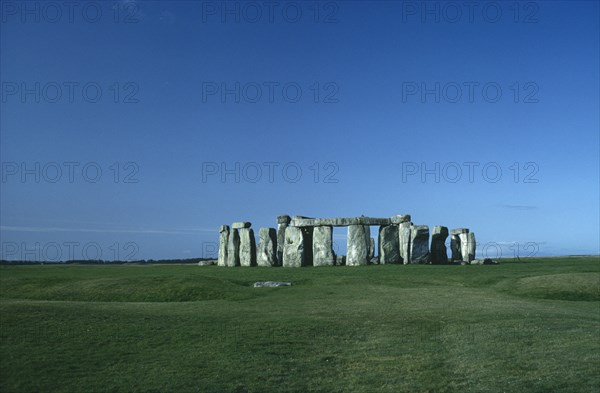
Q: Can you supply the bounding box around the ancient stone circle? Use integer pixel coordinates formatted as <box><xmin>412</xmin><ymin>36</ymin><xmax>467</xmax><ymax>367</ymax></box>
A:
<box><xmin>218</xmin><ymin>215</ymin><xmax>477</xmax><ymax>267</ymax></box>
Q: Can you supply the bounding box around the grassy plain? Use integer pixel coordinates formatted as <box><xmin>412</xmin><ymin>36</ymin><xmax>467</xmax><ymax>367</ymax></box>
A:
<box><xmin>1</xmin><ymin>257</ymin><xmax>599</xmax><ymax>392</ymax></box>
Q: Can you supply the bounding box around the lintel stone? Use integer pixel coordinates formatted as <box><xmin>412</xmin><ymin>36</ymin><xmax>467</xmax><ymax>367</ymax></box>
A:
<box><xmin>277</xmin><ymin>215</ymin><xmax>291</xmax><ymax>224</ymax></box>
<box><xmin>291</xmin><ymin>216</ymin><xmax>392</xmax><ymax>227</ymax></box>
<box><xmin>390</xmin><ymin>215</ymin><xmax>411</xmax><ymax>224</ymax></box>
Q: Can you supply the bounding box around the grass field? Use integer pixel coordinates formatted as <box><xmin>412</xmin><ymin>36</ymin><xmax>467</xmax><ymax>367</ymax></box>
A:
<box><xmin>1</xmin><ymin>257</ymin><xmax>599</xmax><ymax>392</ymax></box>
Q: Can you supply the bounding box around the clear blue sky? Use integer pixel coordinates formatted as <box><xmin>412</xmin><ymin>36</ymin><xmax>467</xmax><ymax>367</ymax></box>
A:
<box><xmin>1</xmin><ymin>0</ymin><xmax>598</xmax><ymax>260</ymax></box>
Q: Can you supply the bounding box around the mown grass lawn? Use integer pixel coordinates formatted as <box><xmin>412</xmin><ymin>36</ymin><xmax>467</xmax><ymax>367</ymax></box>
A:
<box><xmin>1</xmin><ymin>257</ymin><xmax>599</xmax><ymax>392</ymax></box>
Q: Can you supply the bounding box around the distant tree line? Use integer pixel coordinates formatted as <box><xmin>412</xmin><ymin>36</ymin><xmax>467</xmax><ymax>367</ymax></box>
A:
<box><xmin>0</xmin><ymin>258</ymin><xmax>213</xmax><ymax>265</ymax></box>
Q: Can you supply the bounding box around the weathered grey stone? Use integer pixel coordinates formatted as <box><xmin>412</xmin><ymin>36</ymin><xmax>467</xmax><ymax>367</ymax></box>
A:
<box><xmin>368</xmin><ymin>237</ymin><xmax>375</xmax><ymax>261</ymax></box>
<box><xmin>239</xmin><ymin>228</ymin><xmax>256</xmax><ymax>267</ymax></box>
<box><xmin>370</xmin><ymin>256</ymin><xmax>380</xmax><ymax>265</ymax></box>
<box><xmin>467</xmin><ymin>232</ymin><xmax>476</xmax><ymax>262</ymax></box>
<box><xmin>450</xmin><ymin>234</ymin><xmax>462</xmax><ymax>261</ymax></box>
<box><xmin>276</xmin><ymin>222</ymin><xmax>288</xmax><ymax>266</ymax></box>
<box><xmin>486</xmin><ymin>258</ymin><xmax>498</xmax><ymax>265</ymax></box>
<box><xmin>458</xmin><ymin>230</ymin><xmax>470</xmax><ymax>262</ymax></box>
<box><xmin>277</xmin><ymin>215</ymin><xmax>291</xmax><ymax>224</ymax></box>
<box><xmin>347</xmin><ymin>225</ymin><xmax>369</xmax><ymax>266</ymax></box>
<box><xmin>450</xmin><ymin>228</ymin><xmax>469</xmax><ymax>261</ymax></box>
<box><xmin>390</xmin><ymin>214</ymin><xmax>411</xmax><ymax>224</ymax></box>
<box><xmin>410</xmin><ymin>225</ymin><xmax>430</xmax><ymax>264</ymax></box>
<box><xmin>470</xmin><ymin>258</ymin><xmax>498</xmax><ymax>265</ymax></box>
<box><xmin>430</xmin><ymin>226</ymin><xmax>449</xmax><ymax>264</ymax></box>
<box><xmin>335</xmin><ymin>255</ymin><xmax>346</xmax><ymax>266</ymax></box>
<box><xmin>312</xmin><ymin>226</ymin><xmax>335</xmax><ymax>266</ymax></box>
<box><xmin>291</xmin><ymin>216</ymin><xmax>392</xmax><ymax>227</ymax></box>
<box><xmin>283</xmin><ymin>226</ymin><xmax>304</xmax><ymax>267</ymax></box>
<box><xmin>232</xmin><ymin>221</ymin><xmax>252</xmax><ymax>229</ymax></box>
<box><xmin>257</xmin><ymin>228</ymin><xmax>277</xmax><ymax>267</ymax></box>
<box><xmin>399</xmin><ymin>222</ymin><xmax>411</xmax><ymax>264</ymax></box>
<box><xmin>253</xmin><ymin>281</ymin><xmax>291</xmax><ymax>287</ymax></box>
<box><xmin>379</xmin><ymin>225</ymin><xmax>401</xmax><ymax>264</ymax></box>
<box><xmin>198</xmin><ymin>260</ymin><xmax>216</xmax><ymax>266</ymax></box>
<box><xmin>226</xmin><ymin>229</ymin><xmax>240</xmax><ymax>267</ymax></box>
<box><xmin>218</xmin><ymin>225</ymin><xmax>229</xmax><ymax>267</ymax></box>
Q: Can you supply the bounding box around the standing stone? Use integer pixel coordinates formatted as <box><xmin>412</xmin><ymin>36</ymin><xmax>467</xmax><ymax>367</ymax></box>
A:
<box><xmin>399</xmin><ymin>222</ymin><xmax>412</xmax><ymax>264</ymax></box>
<box><xmin>459</xmin><ymin>231</ymin><xmax>470</xmax><ymax>262</ymax></box>
<box><xmin>347</xmin><ymin>225</ymin><xmax>369</xmax><ymax>266</ymax></box>
<box><xmin>283</xmin><ymin>226</ymin><xmax>304</xmax><ymax>267</ymax></box>
<box><xmin>276</xmin><ymin>215</ymin><xmax>291</xmax><ymax>266</ymax></box>
<box><xmin>363</xmin><ymin>226</ymin><xmax>372</xmax><ymax>261</ymax></box>
<box><xmin>379</xmin><ymin>225</ymin><xmax>401</xmax><ymax>264</ymax></box>
<box><xmin>218</xmin><ymin>225</ymin><xmax>229</xmax><ymax>267</ymax></box>
<box><xmin>364</xmin><ymin>225</ymin><xmax>371</xmax><ymax>242</ymax></box>
<box><xmin>467</xmin><ymin>232</ymin><xmax>476</xmax><ymax>262</ymax></box>
<box><xmin>368</xmin><ymin>237</ymin><xmax>375</xmax><ymax>261</ymax></box>
<box><xmin>410</xmin><ymin>225</ymin><xmax>430</xmax><ymax>264</ymax></box>
<box><xmin>239</xmin><ymin>228</ymin><xmax>256</xmax><ymax>267</ymax></box>
<box><xmin>226</xmin><ymin>228</ymin><xmax>240</xmax><ymax>267</ymax></box>
<box><xmin>257</xmin><ymin>228</ymin><xmax>278</xmax><ymax>267</ymax></box>
<box><xmin>450</xmin><ymin>228</ymin><xmax>468</xmax><ymax>261</ymax></box>
<box><xmin>450</xmin><ymin>235</ymin><xmax>461</xmax><ymax>261</ymax></box>
<box><xmin>430</xmin><ymin>226</ymin><xmax>449</xmax><ymax>264</ymax></box>
<box><xmin>232</xmin><ymin>222</ymin><xmax>252</xmax><ymax>229</ymax></box>
<box><xmin>312</xmin><ymin>226</ymin><xmax>335</xmax><ymax>266</ymax></box>
<box><xmin>300</xmin><ymin>227</ymin><xmax>315</xmax><ymax>266</ymax></box>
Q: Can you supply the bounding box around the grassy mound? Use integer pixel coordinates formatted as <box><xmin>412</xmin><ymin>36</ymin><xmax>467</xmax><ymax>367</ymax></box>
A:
<box><xmin>0</xmin><ymin>273</ymin><xmax>265</xmax><ymax>302</ymax></box>
<box><xmin>501</xmin><ymin>273</ymin><xmax>600</xmax><ymax>301</ymax></box>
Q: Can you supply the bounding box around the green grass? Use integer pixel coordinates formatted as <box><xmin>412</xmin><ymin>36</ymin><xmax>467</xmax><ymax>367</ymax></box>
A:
<box><xmin>1</xmin><ymin>257</ymin><xmax>599</xmax><ymax>392</ymax></box>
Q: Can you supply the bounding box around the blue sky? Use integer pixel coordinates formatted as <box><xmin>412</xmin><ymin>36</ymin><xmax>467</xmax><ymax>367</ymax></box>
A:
<box><xmin>1</xmin><ymin>0</ymin><xmax>599</xmax><ymax>260</ymax></box>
